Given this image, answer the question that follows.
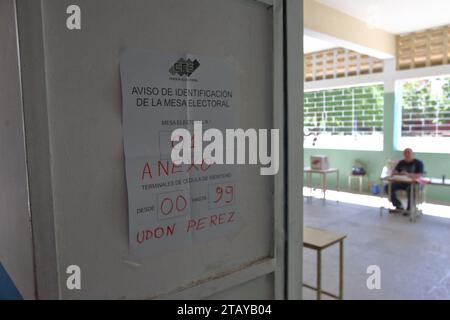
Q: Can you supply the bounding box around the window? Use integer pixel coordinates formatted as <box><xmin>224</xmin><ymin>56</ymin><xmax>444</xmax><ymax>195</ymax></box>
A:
<box><xmin>397</xmin><ymin>75</ymin><xmax>450</xmax><ymax>153</ymax></box>
<box><xmin>304</xmin><ymin>84</ymin><xmax>384</xmax><ymax>151</ymax></box>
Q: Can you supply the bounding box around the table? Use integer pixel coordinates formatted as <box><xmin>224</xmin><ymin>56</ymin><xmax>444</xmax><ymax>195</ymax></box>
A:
<box><xmin>427</xmin><ymin>178</ymin><xmax>450</xmax><ymax>187</ymax></box>
<box><xmin>380</xmin><ymin>176</ymin><xmax>421</xmax><ymax>222</ymax></box>
<box><xmin>303</xmin><ymin>227</ymin><xmax>347</xmax><ymax>300</ymax></box>
<box><xmin>304</xmin><ymin>167</ymin><xmax>340</xmax><ymax>201</ymax></box>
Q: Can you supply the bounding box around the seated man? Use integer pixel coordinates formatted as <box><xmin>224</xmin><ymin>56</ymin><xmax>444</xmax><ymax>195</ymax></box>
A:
<box><xmin>385</xmin><ymin>148</ymin><xmax>424</xmax><ymax>215</ymax></box>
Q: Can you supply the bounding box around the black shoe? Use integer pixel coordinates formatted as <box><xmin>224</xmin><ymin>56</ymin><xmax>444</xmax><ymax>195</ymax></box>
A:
<box><xmin>389</xmin><ymin>208</ymin><xmax>403</xmax><ymax>214</ymax></box>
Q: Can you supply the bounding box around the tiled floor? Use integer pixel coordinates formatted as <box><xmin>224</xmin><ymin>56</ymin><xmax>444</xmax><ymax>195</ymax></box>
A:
<box><xmin>303</xmin><ymin>196</ymin><xmax>450</xmax><ymax>300</ymax></box>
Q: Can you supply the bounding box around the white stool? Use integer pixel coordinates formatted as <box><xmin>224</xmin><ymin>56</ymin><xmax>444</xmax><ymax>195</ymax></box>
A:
<box><xmin>348</xmin><ymin>174</ymin><xmax>369</xmax><ymax>193</ymax></box>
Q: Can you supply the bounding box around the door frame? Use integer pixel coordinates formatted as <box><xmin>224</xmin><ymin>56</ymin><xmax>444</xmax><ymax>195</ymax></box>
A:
<box><xmin>270</xmin><ymin>0</ymin><xmax>303</xmax><ymax>300</ymax></box>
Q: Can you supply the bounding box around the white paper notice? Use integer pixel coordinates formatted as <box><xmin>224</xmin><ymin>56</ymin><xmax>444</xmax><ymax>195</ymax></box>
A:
<box><xmin>120</xmin><ymin>49</ymin><xmax>239</xmax><ymax>257</ymax></box>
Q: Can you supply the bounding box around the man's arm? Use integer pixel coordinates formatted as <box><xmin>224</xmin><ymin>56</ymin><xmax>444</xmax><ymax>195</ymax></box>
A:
<box><xmin>393</xmin><ymin>161</ymin><xmax>403</xmax><ymax>175</ymax></box>
<box><xmin>408</xmin><ymin>160</ymin><xmax>424</xmax><ymax>180</ymax></box>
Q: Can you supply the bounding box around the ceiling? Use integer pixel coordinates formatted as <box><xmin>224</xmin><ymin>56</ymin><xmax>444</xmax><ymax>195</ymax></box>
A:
<box><xmin>318</xmin><ymin>0</ymin><xmax>450</xmax><ymax>34</ymax></box>
<box><xmin>304</xmin><ymin>35</ymin><xmax>336</xmax><ymax>54</ymax></box>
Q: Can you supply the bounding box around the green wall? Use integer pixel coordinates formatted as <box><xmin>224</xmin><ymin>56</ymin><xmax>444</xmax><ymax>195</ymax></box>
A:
<box><xmin>304</xmin><ymin>92</ymin><xmax>450</xmax><ymax>204</ymax></box>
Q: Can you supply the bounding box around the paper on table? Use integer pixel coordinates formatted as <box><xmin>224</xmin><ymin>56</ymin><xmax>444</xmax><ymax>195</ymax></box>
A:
<box><xmin>390</xmin><ymin>175</ymin><xmax>413</xmax><ymax>182</ymax></box>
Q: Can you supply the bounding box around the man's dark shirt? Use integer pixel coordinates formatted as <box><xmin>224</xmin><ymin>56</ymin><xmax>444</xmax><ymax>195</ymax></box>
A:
<box><xmin>394</xmin><ymin>159</ymin><xmax>424</xmax><ymax>175</ymax></box>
